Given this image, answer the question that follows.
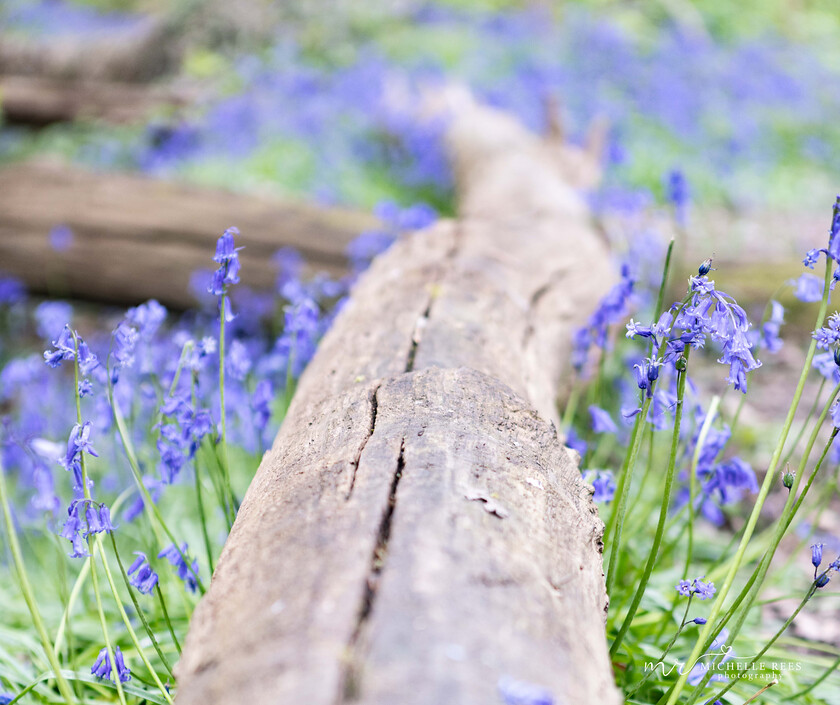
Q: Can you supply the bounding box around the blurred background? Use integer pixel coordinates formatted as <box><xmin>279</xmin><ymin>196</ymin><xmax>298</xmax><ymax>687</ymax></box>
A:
<box><xmin>1</xmin><ymin>0</ymin><xmax>840</xmax><ymax>306</ymax></box>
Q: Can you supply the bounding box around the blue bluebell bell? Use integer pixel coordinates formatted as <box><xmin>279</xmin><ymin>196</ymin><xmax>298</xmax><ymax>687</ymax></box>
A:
<box><xmin>158</xmin><ymin>543</ymin><xmax>200</xmax><ymax>593</ymax></box>
<box><xmin>127</xmin><ymin>552</ymin><xmax>159</xmax><ymax>594</ymax></box>
<box><xmin>811</xmin><ymin>543</ymin><xmax>824</xmax><ymax>570</ymax></box>
<box><xmin>583</xmin><ymin>470</ymin><xmax>616</xmax><ymax>503</ymax></box>
<box><xmin>91</xmin><ymin>646</ymin><xmax>131</xmax><ymax>683</ymax></box>
<box><xmin>791</xmin><ymin>273</ymin><xmax>824</xmax><ymax>303</ymax></box>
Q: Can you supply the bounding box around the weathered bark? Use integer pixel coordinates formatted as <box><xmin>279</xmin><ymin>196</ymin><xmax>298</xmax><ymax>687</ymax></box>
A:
<box><xmin>0</xmin><ymin>75</ymin><xmax>191</xmax><ymax>126</ymax></box>
<box><xmin>175</xmin><ymin>92</ymin><xmax>620</xmax><ymax>704</ymax></box>
<box><xmin>0</xmin><ymin>161</ymin><xmax>373</xmax><ymax>308</ymax></box>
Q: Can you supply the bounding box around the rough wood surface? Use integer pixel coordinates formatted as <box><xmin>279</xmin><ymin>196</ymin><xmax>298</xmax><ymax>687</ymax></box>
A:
<box><xmin>175</xmin><ymin>92</ymin><xmax>621</xmax><ymax>705</ymax></box>
<box><xmin>0</xmin><ymin>75</ymin><xmax>191</xmax><ymax>126</ymax></box>
<box><xmin>0</xmin><ymin>161</ymin><xmax>373</xmax><ymax>307</ymax></box>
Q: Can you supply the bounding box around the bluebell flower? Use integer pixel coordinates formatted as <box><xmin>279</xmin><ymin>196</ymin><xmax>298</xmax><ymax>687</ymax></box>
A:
<box><xmin>573</xmin><ymin>265</ymin><xmax>635</xmax><ymax>374</ymax></box>
<box><xmin>91</xmin><ymin>646</ymin><xmax>131</xmax><ymax>683</ymax></box>
<box><xmin>44</xmin><ymin>326</ymin><xmax>99</xmax><ymax>374</ymax></box>
<box><xmin>127</xmin><ymin>552</ymin><xmax>159</xmax><ymax>594</ymax></box>
<box><xmin>675</xmin><ymin>576</ymin><xmax>715</xmax><ymax>600</ymax></box>
<box><xmin>692</xmin><ymin>618</ymin><xmax>707</xmax><ymax>625</ymax></box>
<box><xmin>60</xmin><ymin>500</ymin><xmax>113</xmax><ymax>557</ymax></box>
<box><xmin>78</xmin><ymin>379</ymin><xmax>93</xmax><ymax>397</ymax></box>
<box><xmin>813</xmin><ymin>313</ymin><xmax>840</xmax><ymax>350</ymax></box>
<box><xmin>158</xmin><ymin>543</ymin><xmax>200</xmax><ymax>593</ymax></box>
<box><xmin>252</xmin><ymin>379</ymin><xmax>273</xmax><ymax>432</ymax></box>
<box><xmin>588</xmin><ymin>405</ymin><xmax>617</xmax><ymax>434</ymax></box>
<box><xmin>125</xmin><ymin>299</ymin><xmax>167</xmax><ymax>336</ymax></box>
<box><xmin>564</xmin><ymin>427</ymin><xmax>587</xmax><ymax>457</ymax></box>
<box><xmin>811</xmin><ymin>543</ymin><xmax>824</xmax><ymax>570</ymax></box>
<box><xmin>759</xmin><ymin>300</ymin><xmax>784</xmax><ymax>354</ymax></box>
<box><xmin>803</xmin><ymin>249</ymin><xmax>821</xmax><ymax>269</ymax></box>
<box><xmin>583</xmin><ymin>470</ymin><xmax>616</xmax><ymax>503</ymax></box>
<box><xmin>791</xmin><ymin>273</ymin><xmax>824</xmax><ymax>303</ymax></box>
<box><xmin>208</xmin><ymin>227</ymin><xmax>243</xmax><ymax>296</ymax></box>
<box><xmin>497</xmin><ymin>675</ymin><xmax>554</xmax><ymax>705</ymax></box>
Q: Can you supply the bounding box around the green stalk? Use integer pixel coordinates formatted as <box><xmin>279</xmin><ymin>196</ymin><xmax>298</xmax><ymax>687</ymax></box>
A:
<box><xmin>709</xmin><ymin>584</ymin><xmax>817</xmax><ymax>702</ymax></box>
<box><xmin>108</xmin><ymin>533</ymin><xmax>175</xmax><ymax>680</ymax></box>
<box><xmin>156</xmin><ymin>585</ymin><xmax>182</xmax><ymax>654</ymax></box>
<box><xmin>781</xmin><ymin>377</ymin><xmax>827</xmax><ymax>467</ymax></box>
<box><xmin>96</xmin><ymin>540</ymin><xmax>174</xmax><ymax>702</ymax></box>
<box><xmin>663</xmin><ymin>256</ymin><xmax>833</xmax><ymax>705</ymax></box>
<box><xmin>790</xmin><ymin>650</ymin><xmax>840</xmax><ymax>698</ymax></box>
<box><xmin>218</xmin><ymin>290</ymin><xmax>236</xmax><ymax>517</ymax></box>
<box><xmin>0</xmin><ymin>459</ymin><xmax>76</xmax><ymax>704</ymax></box>
<box><xmin>605</xmin><ymin>395</ymin><xmax>653</xmax><ymax>596</ymax></box>
<box><xmin>611</xmin><ymin>349</ymin><xmax>690</xmax><ymax>655</ymax></box>
<box><xmin>684</xmin><ymin>395</ymin><xmax>721</xmax><ymax>579</ymax></box>
<box><xmin>72</xmin><ymin>336</ymin><xmax>127</xmax><ymax>705</ymax></box>
<box><xmin>626</xmin><ymin>596</ymin><xmax>694</xmax><ymax>698</ymax></box>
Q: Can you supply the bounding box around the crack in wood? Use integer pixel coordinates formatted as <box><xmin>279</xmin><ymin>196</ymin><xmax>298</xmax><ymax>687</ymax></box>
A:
<box><xmin>338</xmin><ymin>438</ymin><xmax>406</xmax><ymax>702</ymax></box>
<box><xmin>345</xmin><ymin>385</ymin><xmax>380</xmax><ymax>500</ymax></box>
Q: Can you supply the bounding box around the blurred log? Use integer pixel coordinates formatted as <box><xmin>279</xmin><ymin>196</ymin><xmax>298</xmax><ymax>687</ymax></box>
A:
<box><xmin>0</xmin><ymin>161</ymin><xmax>374</xmax><ymax>308</ymax></box>
<box><xmin>0</xmin><ymin>75</ymin><xmax>191</xmax><ymax>126</ymax></box>
<box><xmin>0</xmin><ymin>16</ymin><xmax>178</xmax><ymax>83</ymax></box>
<box><xmin>175</xmin><ymin>90</ymin><xmax>620</xmax><ymax>705</ymax></box>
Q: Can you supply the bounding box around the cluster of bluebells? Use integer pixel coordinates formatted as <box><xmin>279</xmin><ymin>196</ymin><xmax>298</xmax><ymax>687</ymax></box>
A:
<box><xmin>60</xmin><ymin>499</ymin><xmax>113</xmax><ymax>558</ymax></box>
<box><xmin>673</xmin><ymin>402</ymin><xmax>758</xmax><ymax>526</ymax></box>
<box><xmin>91</xmin><ymin>646</ymin><xmax>131</xmax><ymax>684</ymax></box>
<box><xmin>209</xmin><ymin>227</ymin><xmax>243</xmax><ymax>321</ymax></box>
<box><xmin>127</xmin><ymin>552</ymin><xmax>159</xmax><ymax>594</ymax></box>
<box><xmin>572</xmin><ymin>264</ymin><xmax>636</xmax><ymax>374</ymax></box>
<box><xmin>157</xmin><ymin>394</ymin><xmax>215</xmax><ymax>484</ymax></box>
<box><xmin>626</xmin><ymin>259</ymin><xmax>761</xmax><ymax>393</ymax></box>
<box><xmin>676</xmin><ymin>576</ymin><xmax>716</xmax><ymax>600</ymax></box>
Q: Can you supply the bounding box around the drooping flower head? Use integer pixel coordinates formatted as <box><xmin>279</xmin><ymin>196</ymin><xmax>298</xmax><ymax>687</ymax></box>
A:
<box><xmin>91</xmin><ymin>646</ymin><xmax>131</xmax><ymax>683</ymax></box>
<box><xmin>158</xmin><ymin>542</ymin><xmax>200</xmax><ymax>593</ymax></box>
<box><xmin>127</xmin><ymin>552</ymin><xmax>159</xmax><ymax>595</ymax></box>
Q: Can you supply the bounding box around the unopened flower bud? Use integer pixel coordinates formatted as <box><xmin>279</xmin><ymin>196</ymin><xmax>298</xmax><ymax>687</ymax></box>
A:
<box><xmin>782</xmin><ymin>469</ymin><xmax>795</xmax><ymax>489</ymax></box>
<box><xmin>692</xmin><ymin>618</ymin><xmax>707</xmax><ymax>625</ymax></box>
<box><xmin>815</xmin><ymin>572</ymin><xmax>830</xmax><ymax>588</ymax></box>
<box><xmin>675</xmin><ymin>356</ymin><xmax>687</xmax><ymax>372</ymax></box>
<box><xmin>698</xmin><ymin>258</ymin><xmax>713</xmax><ymax>276</ymax></box>
<box><xmin>834</xmin><ymin>346</ymin><xmax>840</xmax><ymax>367</ymax></box>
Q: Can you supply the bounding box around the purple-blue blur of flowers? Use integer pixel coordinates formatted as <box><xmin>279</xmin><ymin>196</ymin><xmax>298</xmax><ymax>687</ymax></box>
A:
<box><xmin>158</xmin><ymin>543</ymin><xmax>200</xmax><ymax>593</ymax></box>
<box><xmin>675</xmin><ymin>576</ymin><xmax>716</xmax><ymax>600</ymax></box>
<box><xmin>346</xmin><ymin>201</ymin><xmax>436</xmax><ymax>274</ymax></box>
<box><xmin>0</xmin><ymin>274</ymin><xmax>26</xmax><ymax>304</ymax></box>
<box><xmin>497</xmin><ymin>675</ymin><xmax>554</xmax><ymax>705</ymax></box>
<box><xmin>565</xmin><ymin>427</ymin><xmax>587</xmax><ymax>457</ymax></box>
<box><xmin>91</xmin><ymin>646</ymin><xmax>131</xmax><ymax>683</ymax></box>
<box><xmin>791</xmin><ymin>273</ymin><xmax>824</xmax><ymax>303</ymax></box>
<box><xmin>588</xmin><ymin>405</ymin><xmax>617</xmax><ymax>434</ymax></box>
<box><xmin>758</xmin><ymin>300</ymin><xmax>785</xmax><ymax>354</ymax></box>
<box><xmin>127</xmin><ymin>552</ymin><xmax>159</xmax><ymax>594</ymax></box>
<box><xmin>583</xmin><ymin>470</ymin><xmax>616</xmax><ymax>503</ymax></box>
<box><xmin>573</xmin><ymin>264</ymin><xmax>635</xmax><ymax>375</ymax></box>
<box><xmin>665</xmin><ymin>169</ymin><xmax>689</xmax><ymax>226</ymax></box>
<box><xmin>49</xmin><ymin>224</ymin><xmax>74</xmax><ymax>252</ymax></box>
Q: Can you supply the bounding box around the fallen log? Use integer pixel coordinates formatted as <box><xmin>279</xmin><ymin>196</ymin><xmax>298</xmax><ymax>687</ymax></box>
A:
<box><xmin>0</xmin><ymin>75</ymin><xmax>192</xmax><ymax>126</ymax></box>
<box><xmin>0</xmin><ymin>16</ymin><xmax>178</xmax><ymax>83</ymax></box>
<box><xmin>175</xmin><ymin>90</ymin><xmax>620</xmax><ymax>704</ymax></box>
<box><xmin>0</xmin><ymin>161</ymin><xmax>374</xmax><ymax>308</ymax></box>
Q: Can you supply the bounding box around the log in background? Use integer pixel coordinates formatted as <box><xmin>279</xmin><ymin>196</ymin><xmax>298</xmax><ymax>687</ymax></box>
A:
<box><xmin>175</xmin><ymin>92</ymin><xmax>621</xmax><ymax>704</ymax></box>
